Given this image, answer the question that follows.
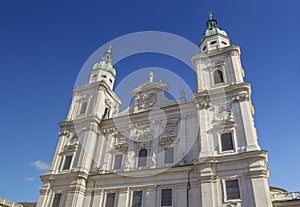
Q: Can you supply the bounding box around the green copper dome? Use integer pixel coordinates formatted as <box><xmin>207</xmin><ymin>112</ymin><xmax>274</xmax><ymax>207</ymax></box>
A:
<box><xmin>92</xmin><ymin>45</ymin><xmax>116</xmax><ymax>77</ymax></box>
<box><xmin>200</xmin><ymin>13</ymin><xmax>228</xmax><ymax>44</ymax></box>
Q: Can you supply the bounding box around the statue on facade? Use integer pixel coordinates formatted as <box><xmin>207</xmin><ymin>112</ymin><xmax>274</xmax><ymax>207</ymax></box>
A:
<box><xmin>151</xmin><ymin>152</ymin><xmax>156</xmax><ymax>167</ymax></box>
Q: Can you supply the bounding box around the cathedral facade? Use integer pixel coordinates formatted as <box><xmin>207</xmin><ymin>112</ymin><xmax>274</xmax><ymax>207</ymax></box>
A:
<box><xmin>37</xmin><ymin>15</ymin><xmax>273</xmax><ymax>207</ymax></box>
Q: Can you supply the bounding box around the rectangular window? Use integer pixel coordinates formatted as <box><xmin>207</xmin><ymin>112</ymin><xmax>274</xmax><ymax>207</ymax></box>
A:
<box><xmin>62</xmin><ymin>155</ymin><xmax>73</xmax><ymax>170</ymax></box>
<box><xmin>114</xmin><ymin>154</ymin><xmax>123</xmax><ymax>169</ymax></box>
<box><xmin>164</xmin><ymin>148</ymin><xmax>174</xmax><ymax>164</ymax></box>
<box><xmin>221</xmin><ymin>133</ymin><xmax>234</xmax><ymax>151</ymax></box>
<box><xmin>138</xmin><ymin>149</ymin><xmax>147</xmax><ymax>167</ymax></box>
<box><xmin>105</xmin><ymin>193</ymin><xmax>116</xmax><ymax>207</ymax></box>
<box><xmin>79</xmin><ymin>101</ymin><xmax>88</xmax><ymax>115</ymax></box>
<box><xmin>161</xmin><ymin>189</ymin><xmax>172</xmax><ymax>206</ymax></box>
<box><xmin>52</xmin><ymin>193</ymin><xmax>62</xmax><ymax>207</ymax></box>
<box><xmin>225</xmin><ymin>180</ymin><xmax>240</xmax><ymax>200</ymax></box>
<box><xmin>132</xmin><ymin>191</ymin><xmax>143</xmax><ymax>207</ymax></box>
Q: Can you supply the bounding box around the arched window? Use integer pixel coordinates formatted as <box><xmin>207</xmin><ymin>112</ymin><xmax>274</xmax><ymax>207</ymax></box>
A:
<box><xmin>79</xmin><ymin>101</ymin><xmax>88</xmax><ymax>115</ymax></box>
<box><xmin>214</xmin><ymin>70</ymin><xmax>224</xmax><ymax>84</ymax></box>
<box><xmin>91</xmin><ymin>74</ymin><xmax>98</xmax><ymax>82</ymax></box>
<box><xmin>138</xmin><ymin>149</ymin><xmax>147</xmax><ymax>167</ymax></box>
<box><xmin>102</xmin><ymin>107</ymin><xmax>110</xmax><ymax>119</ymax></box>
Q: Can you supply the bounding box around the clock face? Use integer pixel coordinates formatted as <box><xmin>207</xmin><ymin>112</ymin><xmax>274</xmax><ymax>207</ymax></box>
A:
<box><xmin>148</xmin><ymin>93</ymin><xmax>157</xmax><ymax>106</ymax></box>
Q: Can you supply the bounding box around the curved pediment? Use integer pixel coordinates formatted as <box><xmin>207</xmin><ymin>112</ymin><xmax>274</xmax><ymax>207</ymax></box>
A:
<box><xmin>119</xmin><ymin>72</ymin><xmax>177</xmax><ymax>115</ymax></box>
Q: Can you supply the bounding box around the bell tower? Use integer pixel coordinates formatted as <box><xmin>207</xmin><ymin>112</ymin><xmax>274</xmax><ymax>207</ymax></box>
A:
<box><xmin>200</xmin><ymin>12</ymin><xmax>231</xmax><ymax>53</ymax></box>
<box><xmin>37</xmin><ymin>46</ymin><xmax>121</xmax><ymax>207</ymax></box>
<box><xmin>192</xmin><ymin>13</ymin><xmax>272</xmax><ymax>206</ymax></box>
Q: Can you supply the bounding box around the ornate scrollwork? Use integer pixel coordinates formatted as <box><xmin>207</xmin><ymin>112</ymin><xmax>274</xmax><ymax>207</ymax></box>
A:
<box><xmin>105</xmin><ymin>99</ymin><xmax>112</xmax><ymax>107</ymax></box>
<box><xmin>82</xmin><ymin>125</ymin><xmax>99</xmax><ymax>133</ymax></box>
<box><xmin>134</xmin><ymin>128</ymin><xmax>153</xmax><ymax>142</ymax></box>
<box><xmin>63</xmin><ymin>144</ymin><xmax>77</xmax><ymax>153</ymax></box>
<box><xmin>134</xmin><ymin>92</ymin><xmax>157</xmax><ymax>111</ymax></box>
<box><xmin>159</xmin><ymin>119</ymin><xmax>178</xmax><ymax>146</ymax></box>
<box><xmin>232</xmin><ymin>93</ymin><xmax>249</xmax><ymax>102</ymax></box>
<box><xmin>212</xmin><ymin>105</ymin><xmax>235</xmax><ymax>130</ymax></box>
<box><xmin>159</xmin><ymin>136</ymin><xmax>176</xmax><ymax>146</ymax></box>
<box><xmin>213</xmin><ymin>105</ymin><xmax>234</xmax><ymax>122</ymax></box>
<box><xmin>113</xmin><ymin>136</ymin><xmax>129</xmax><ymax>150</ymax></box>
<box><xmin>198</xmin><ymin>101</ymin><xmax>211</xmax><ymax>109</ymax></box>
<box><xmin>207</xmin><ymin>60</ymin><xmax>226</xmax><ymax>71</ymax></box>
<box><xmin>58</xmin><ymin>130</ymin><xmax>69</xmax><ymax>136</ymax></box>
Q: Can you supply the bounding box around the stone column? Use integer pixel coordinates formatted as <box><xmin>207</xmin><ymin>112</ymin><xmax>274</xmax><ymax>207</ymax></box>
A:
<box><xmin>250</xmin><ymin>175</ymin><xmax>272</xmax><ymax>206</ymax></box>
<box><xmin>64</xmin><ymin>177</ymin><xmax>86</xmax><ymax>207</ymax></box>
<box><xmin>175</xmin><ymin>184</ymin><xmax>187</xmax><ymax>207</ymax></box>
<box><xmin>117</xmin><ymin>189</ymin><xmax>129</xmax><ymax>207</ymax></box>
<box><xmin>76</xmin><ymin>124</ymin><xmax>98</xmax><ymax>173</ymax></box>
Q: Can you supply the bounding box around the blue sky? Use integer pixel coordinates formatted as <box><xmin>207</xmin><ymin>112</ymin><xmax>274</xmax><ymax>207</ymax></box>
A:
<box><xmin>0</xmin><ymin>0</ymin><xmax>299</xmax><ymax>202</ymax></box>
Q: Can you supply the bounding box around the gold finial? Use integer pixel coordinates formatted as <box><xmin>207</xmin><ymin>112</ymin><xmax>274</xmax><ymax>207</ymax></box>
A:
<box><xmin>209</xmin><ymin>11</ymin><xmax>213</xmax><ymax>20</ymax></box>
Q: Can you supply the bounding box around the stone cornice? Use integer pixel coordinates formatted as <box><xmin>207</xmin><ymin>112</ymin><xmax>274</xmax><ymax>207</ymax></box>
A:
<box><xmin>59</xmin><ymin>115</ymin><xmax>102</xmax><ymax>128</ymax></box>
<box><xmin>196</xmin><ymin>150</ymin><xmax>268</xmax><ymax>165</ymax></box>
<box><xmin>89</xmin><ymin>164</ymin><xmax>194</xmax><ymax>181</ymax></box>
<box><xmin>193</xmin><ymin>82</ymin><xmax>251</xmax><ymax>105</ymax></box>
<box><xmin>97</xmin><ymin>83</ymin><xmax>122</xmax><ymax>105</ymax></box>
<box><xmin>40</xmin><ymin>171</ymin><xmax>89</xmax><ymax>182</ymax></box>
<box><xmin>72</xmin><ymin>80</ymin><xmax>121</xmax><ymax>105</ymax></box>
<box><xmin>244</xmin><ymin>169</ymin><xmax>270</xmax><ymax>179</ymax></box>
<box><xmin>100</xmin><ymin>102</ymin><xmax>196</xmax><ymax>130</ymax></box>
<box><xmin>73</xmin><ymin>81</ymin><xmax>99</xmax><ymax>93</ymax></box>
<box><xmin>191</xmin><ymin>45</ymin><xmax>241</xmax><ymax>66</ymax></box>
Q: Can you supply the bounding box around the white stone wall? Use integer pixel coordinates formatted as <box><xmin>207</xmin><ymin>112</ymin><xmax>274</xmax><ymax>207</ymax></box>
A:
<box><xmin>37</xmin><ymin>40</ymin><xmax>273</xmax><ymax>207</ymax></box>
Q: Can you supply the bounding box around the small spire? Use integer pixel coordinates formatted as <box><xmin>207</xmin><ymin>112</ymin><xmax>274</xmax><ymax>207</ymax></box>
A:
<box><xmin>209</xmin><ymin>11</ymin><xmax>213</xmax><ymax>20</ymax></box>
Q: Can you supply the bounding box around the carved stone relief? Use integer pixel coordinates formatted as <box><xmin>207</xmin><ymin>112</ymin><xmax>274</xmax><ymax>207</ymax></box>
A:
<box><xmin>134</xmin><ymin>128</ymin><xmax>153</xmax><ymax>143</ymax></box>
<box><xmin>113</xmin><ymin>132</ymin><xmax>129</xmax><ymax>150</ymax></box>
<box><xmin>212</xmin><ymin>104</ymin><xmax>235</xmax><ymax>130</ymax></box>
<box><xmin>213</xmin><ymin>105</ymin><xmax>234</xmax><ymax>122</ymax></box>
<box><xmin>159</xmin><ymin>118</ymin><xmax>179</xmax><ymax>146</ymax></box>
<box><xmin>135</xmin><ymin>92</ymin><xmax>157</xmax><ymax>111</ymax></box>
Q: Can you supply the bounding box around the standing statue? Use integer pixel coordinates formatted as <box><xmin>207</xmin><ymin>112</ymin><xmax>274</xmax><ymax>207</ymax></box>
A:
<box><xmin>151</xmin><ymin>152</ymin><xmax>156</xmax><ymax>167</ymax></box>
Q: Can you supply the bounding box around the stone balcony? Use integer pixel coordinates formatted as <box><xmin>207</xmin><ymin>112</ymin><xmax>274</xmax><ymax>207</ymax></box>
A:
<box><xmin>0</xmin><ymin>198</ymin><xmax>23</xmax><ymax>207</ymax></box>
<box><xmin>271</xmin><ymin>191</ymin><xmax>300</xmax><ymax>207</ymax></box>
<box><xmin>271</xmin><ymin>191</ymin><xmax>300</xmax><ymax>201</ymax></box>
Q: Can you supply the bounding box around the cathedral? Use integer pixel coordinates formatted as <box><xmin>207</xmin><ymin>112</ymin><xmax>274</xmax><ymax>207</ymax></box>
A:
<box><xmin>37</xmin><ymin>14</ymin><xmax>274</xmax><ymax>207</ymax></box>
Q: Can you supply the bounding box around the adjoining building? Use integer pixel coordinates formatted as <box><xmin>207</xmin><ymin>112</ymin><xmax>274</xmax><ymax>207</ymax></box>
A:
<box><xmin>36</xmin><ymin>14</ymin><xmax>299</xmax><ymax>207</ymax></box>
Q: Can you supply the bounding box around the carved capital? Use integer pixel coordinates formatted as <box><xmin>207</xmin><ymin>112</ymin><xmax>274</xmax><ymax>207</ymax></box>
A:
<box><xmin>197</xmin><ymin>101</ymin><xmax>211</xmax><ymax>110</ymax></box>
<box><xmin>229</xmin><ymin>49</ymin><xmax>240</xmax><ymax>57</ymax></box>
<box><xmin>63</xmin><ymin>143</ymin><xmax>78</xmax><ymax>153</ymax></box>
<box><xmin>134</xmin><ymin>128</ymin><xmax>153</xmax><ymax>142</ymax></box>
<box><xmin>212</xmin><ymin>105</ymin><xmax>234</xmax><ymax>123</ymax></box>
<box><xmin>82</xmin><ymin>125</ymin><xmax>99</xmax><ymax>134</ymax></box>
<box><xmin>232</xmin><ymin>93</ymin><xmax>249</xmax><ymax>102</ymax></box>
<box><xmin>159</xmin><ymin>136</ymin><xmax>176</xmax><ymax>146</ymax></box>
<box><xmin>58</xmin><ymin>130</ymin><xmax>69</xmax><ymax>136</ymax></box>
<box><xmin>113</xmin><ymin>136</ymin><xmax>129</xmax><ymax>150</ymax></box>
